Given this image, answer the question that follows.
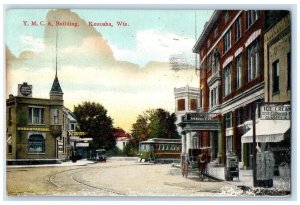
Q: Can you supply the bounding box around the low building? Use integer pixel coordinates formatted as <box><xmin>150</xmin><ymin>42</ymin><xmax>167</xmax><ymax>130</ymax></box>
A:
<box><xmin>6</xmin><ymin>71</ymin><xmax>69</xmax><ymax>164</ymax></box>
<box><xmin>114</xmin><ymin>128</ymin><xmax>131</xmax><ymax>151</ymax></box>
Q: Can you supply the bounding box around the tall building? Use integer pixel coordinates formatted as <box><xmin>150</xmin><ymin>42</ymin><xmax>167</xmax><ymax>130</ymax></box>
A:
<box><xmin>242</xmin><ymin>11</ymin><xmax>291</xmax><ymax>176</ymax></box>
<box><xmin>186</xmin><ymin>10</ymin><xmax>291</xmax><ymax>174</ymax></box>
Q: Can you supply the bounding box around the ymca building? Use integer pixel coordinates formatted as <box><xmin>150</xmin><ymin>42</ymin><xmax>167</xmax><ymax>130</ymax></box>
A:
<box><xmin>6</xmin><ymin>72</ymin><xmax>70</xmax><ymax>165</ymax></box>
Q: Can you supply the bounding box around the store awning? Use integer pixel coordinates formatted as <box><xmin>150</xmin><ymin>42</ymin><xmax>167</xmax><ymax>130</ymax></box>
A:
<box><xmin>241</xmin><ymin>120</ymin><xmax>290</xmax><ymax>143</ymax></box>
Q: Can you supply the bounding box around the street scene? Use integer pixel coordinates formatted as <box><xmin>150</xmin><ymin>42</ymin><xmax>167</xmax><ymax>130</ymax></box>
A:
<box><xmin>5</xmin><ymin>8</ymin><xmax>292</xmax><ymax>198</ymax></box>
<box><xmin>6</xmin><ymin>157</ymin><xmax>290</xmax><ymax>196</ymax></box>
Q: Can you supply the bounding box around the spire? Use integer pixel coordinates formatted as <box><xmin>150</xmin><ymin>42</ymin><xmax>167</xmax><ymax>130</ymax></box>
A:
<box><xmin>55</xmin><ymin>29</ymin><xmax>58</xmax><ymax>78</ymax></box>
<box><xmin>50</xmin><ymin>29</ymin><xmax>63</xmax><ymax>97</ymax></box>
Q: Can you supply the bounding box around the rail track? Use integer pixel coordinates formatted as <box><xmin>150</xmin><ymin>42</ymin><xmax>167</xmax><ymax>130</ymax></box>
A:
<box><xmin>47</xmin><ymin>165</ymin><xmax>127</xmax><ymax>196</ymax></box>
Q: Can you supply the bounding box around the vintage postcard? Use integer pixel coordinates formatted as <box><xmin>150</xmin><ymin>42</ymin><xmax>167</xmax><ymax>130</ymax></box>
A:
<box><xmin>5</xmin><ymin>7</ymin><xmax>292</xmax><ymax>197</ymax></box>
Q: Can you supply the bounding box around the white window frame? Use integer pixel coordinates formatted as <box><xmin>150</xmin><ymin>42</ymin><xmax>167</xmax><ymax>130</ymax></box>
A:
<box><xmin>226</xmin><ymin>135</ymin><xmax>233</xmax><ymax>153</ymax></box>
<box><xmin>246</xmin><ymin>10</ymin><xmax>260</xmax><ymax>29</ymax></box>
<box><xmin>224</xmin><ymin>63</ymin><xmax>232</xmax><ymax>96</ymax></box>
<box><xmin>235</xmin><ymin>16</ymin><xmax>242</xmax><ymax>41</ymax></box>
<box><xmin>28</xmin><ymin>106</ymin><xmax>44</xmax><ymax>125</ymax></box>
<box><xmin>236</xmin><ymin>54</ymin><xmax>243</xmax><ymax>89</ymax></box>
<box><xmin>223</xmin><ymin>30</ymin><xmax>232</xmax><ymax>54</ymax></box>
<box><xmin>247</xmin><ymin>39</ymin><xmax>260</xmax><ymax>82</ymax></box>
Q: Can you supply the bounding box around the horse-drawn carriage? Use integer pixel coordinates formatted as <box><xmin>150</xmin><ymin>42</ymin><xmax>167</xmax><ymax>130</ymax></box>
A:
<box><xmin>181</xmin><ymin>148</ymin><xmax>210</xmax><ymax>179</ymax></box>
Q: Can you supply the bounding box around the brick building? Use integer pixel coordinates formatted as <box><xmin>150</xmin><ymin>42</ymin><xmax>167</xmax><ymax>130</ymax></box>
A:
<box><xmin>184</xmin><ymin>10</ymin><xmax>292</xmax><ymax>172</ymax></box>
<box><xmin>241</xmin><ymin>11</ymin><xmax>291</xmax><ymax>176</ymax></box>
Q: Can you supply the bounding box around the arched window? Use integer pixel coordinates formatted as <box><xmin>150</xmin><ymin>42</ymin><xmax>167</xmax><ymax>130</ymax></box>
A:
<box><xmin>28</xmin><ymin>135</ymin><xmax>45</xmax><ymax>153</ymax></box>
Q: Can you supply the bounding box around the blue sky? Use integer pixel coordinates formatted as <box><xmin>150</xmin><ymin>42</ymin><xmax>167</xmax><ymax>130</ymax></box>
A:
<box><xmin>6</xmin><ymin>9</ymin><xmax>213</xmax><ymax>66</ymax></box>
<box><xmin>6</xmin><ymin>9</ymin><xmax>213</xmax><ymax>131</ymax></box>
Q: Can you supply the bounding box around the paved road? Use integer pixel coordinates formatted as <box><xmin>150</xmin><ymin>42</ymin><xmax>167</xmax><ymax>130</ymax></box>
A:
<box><xmin>6</xmin><ymin>158</ymin><xmax>238</xmax><ymax>196</ymax></box>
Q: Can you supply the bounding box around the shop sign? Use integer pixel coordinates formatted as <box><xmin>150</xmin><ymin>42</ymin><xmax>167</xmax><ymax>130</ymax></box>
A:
<box><xmin>261</xmin><ymin>105</ymin><xmax>291</xmax><ymax>120</ymax></box>
<box><xmin>17</xmin><ymin>127</ymin><xmax>50</xmax><ymax>131</ymax></box>
<box><xmin>18</xmin><ymin>82</ymin><xmax>32</xmax><ymax>97</ymax></box>
<box><xmin>58</xmin><ymin>141</ymin><xmax>63</xmax><ymax>152</ymax></box>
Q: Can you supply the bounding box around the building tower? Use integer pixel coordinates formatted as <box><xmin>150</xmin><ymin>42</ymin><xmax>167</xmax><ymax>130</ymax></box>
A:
<box><xmin>50</xmin><ymin>31</ymin><xmax>63</xmax><ymax>101</ymax></box>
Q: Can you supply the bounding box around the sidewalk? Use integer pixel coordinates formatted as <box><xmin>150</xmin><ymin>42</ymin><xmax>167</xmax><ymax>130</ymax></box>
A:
<box><xmin>207</xmin><ymin>165</ymin><xmax>291</xmax><ymax>192</ymax></box>
<box><xmin>7</xmin><ymin>159</ymin><xmax>96</xmax><ymax>168</ymax></box>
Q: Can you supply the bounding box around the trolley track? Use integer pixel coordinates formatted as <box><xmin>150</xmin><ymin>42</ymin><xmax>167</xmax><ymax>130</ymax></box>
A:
<box><xmin>47</xmin><ymin>164</ymin><xmax>129</xmax><ymax>196</ymax></box>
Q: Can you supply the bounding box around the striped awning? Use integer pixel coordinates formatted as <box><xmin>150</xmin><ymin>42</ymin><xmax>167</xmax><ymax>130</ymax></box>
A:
<box><xmin>241</xmin><ymin>120</ymin><xmax>290</xmax><ymax>143</ymax></box>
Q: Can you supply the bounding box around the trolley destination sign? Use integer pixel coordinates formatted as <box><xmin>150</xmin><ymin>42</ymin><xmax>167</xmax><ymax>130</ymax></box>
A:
<box><xmin>260</xmin><ymin>105</ymin><xmax>291</xmax><ymax>120</ymax></box>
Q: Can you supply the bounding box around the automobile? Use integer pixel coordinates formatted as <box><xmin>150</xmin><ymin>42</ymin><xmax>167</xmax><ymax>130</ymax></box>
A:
<box><xmin>96</xmin><ymin>149</ymin><xmax>106</xmax><ymax>162</ymax></box>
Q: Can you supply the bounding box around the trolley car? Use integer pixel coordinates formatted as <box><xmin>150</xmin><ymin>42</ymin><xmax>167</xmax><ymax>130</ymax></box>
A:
<box><xmin>138</xmin><ymin>138</ymin><xmax>182</xmax><ymax>163</ymax></box>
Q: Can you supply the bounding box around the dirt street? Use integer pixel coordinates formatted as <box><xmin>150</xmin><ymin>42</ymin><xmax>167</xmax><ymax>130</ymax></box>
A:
<box><xmin>6</xmin><ymin>157</ymin><xmax>238</xmax><ymax>197</ymax></box>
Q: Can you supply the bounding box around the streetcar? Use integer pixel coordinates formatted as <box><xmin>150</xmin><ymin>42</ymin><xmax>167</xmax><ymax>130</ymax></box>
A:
<box><xmin>138</xmin><ymin>138</ymin><xmax>182</xmax><ymax>163</ymax></box>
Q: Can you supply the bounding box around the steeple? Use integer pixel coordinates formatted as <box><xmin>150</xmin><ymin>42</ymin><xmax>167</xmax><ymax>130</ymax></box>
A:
<box><xmin>50</xmin><ymin>30</ymin><xmax>63</xmax><ymax>100</ymax></box>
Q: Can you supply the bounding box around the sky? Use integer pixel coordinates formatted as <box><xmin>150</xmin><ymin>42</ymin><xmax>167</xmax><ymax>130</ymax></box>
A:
<box><xmin>5</xmin><ymin>9</ymin><xmax>213</xmax><ymax>132</ymax></box>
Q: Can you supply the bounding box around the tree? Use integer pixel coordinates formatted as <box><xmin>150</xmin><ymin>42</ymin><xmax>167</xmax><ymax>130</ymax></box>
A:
<box><xmin>73</xmin><ymin>101</ymin><xmax>115</xmax><ymax>150</ymax></box>
<box><xmin>130</xmin><ymin>108</ymin><xmax>180</xmax><ymax>151</ymax></box>
<box><xmin>148</xmin><ymin>108</ymin><xmax>180</xmax><ymax>139</ymax></box>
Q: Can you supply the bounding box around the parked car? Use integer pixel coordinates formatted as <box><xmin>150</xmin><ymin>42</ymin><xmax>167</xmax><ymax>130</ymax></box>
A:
<box><xmin>96</xmin><ymin>149</ymin><xmax>106</xmax><ymax>162</ymax></box>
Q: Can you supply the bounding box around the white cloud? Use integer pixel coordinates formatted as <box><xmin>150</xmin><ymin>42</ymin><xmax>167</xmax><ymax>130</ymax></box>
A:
<box><xmin>20</xmin><ymin>35</ymin><xmax>44</xmax><ymax>53</ymax></box>
<box><xmin>111</xmin><ymin>29</ymin><xmax>196</xmax><ymax>67</ymax></box>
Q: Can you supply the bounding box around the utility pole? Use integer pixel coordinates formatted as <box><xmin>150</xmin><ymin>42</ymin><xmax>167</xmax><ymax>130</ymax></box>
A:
<box><xmin>252</xmin><ymin>102</ymin><xmax>257</xmax><ymax>187</ymax></box>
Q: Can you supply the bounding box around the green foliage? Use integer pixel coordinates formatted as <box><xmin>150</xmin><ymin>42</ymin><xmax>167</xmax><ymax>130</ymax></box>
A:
<box><xmin>73</xmin><ymin>101</ymin><xmax>115</xmax><ymax>150</ymax></box>
<box><xmin>106</xmin><ymin>147</ymin><xmax>124</xmax><ymax>157</ymax></box>
<box><xmin>123</xmin><ymin>140</ymin><xmax>138</xmax><ymax>156</ymax></box>
<box><xmin>130</xmin><ymin>108</ymin><xmax>180</xmax><ymax>153</ymax></box>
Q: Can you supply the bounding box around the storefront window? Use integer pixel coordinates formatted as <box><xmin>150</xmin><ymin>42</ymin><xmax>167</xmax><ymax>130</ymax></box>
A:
<box><xmin>28</xmin><ymin>135</ymin><xmax>45</xmax><ymax>153</ymax></box>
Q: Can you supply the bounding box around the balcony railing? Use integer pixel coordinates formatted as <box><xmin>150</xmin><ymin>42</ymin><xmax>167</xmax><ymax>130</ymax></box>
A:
<box><xmin>207</xmin><ymin>71</ymin><xmax>221</xmax><ymax>87</ymax></box>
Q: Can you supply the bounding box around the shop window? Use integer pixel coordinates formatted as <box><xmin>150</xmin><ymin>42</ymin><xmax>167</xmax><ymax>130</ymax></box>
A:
<box><xmin>28</xmin><ymin>107</ymin><xmax>44</xmax><ymax>124</ymax></box>
<box><xmin>28</xmin><ymin>135</ymin><xmax>45</xmax><ymax>153</ymax></box>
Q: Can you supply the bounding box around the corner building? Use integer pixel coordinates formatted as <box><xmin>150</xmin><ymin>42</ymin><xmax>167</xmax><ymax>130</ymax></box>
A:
<box><xmin>6</xmin><ymin>72</ymin><xmax>69</xmax><ymax>165</ymax></box>
<box><xmin>192</xmin><ymin>10</ymin><xmax>266</xmax><ymax>168</ymax></box>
